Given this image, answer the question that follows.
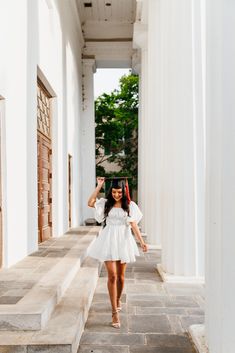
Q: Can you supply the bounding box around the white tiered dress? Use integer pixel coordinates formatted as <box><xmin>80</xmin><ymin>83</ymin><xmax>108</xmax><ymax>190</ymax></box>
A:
<box><xmin>87</xmin><ymin>198</ymin><xmax>143</xmax><ymax>264</ymax></box>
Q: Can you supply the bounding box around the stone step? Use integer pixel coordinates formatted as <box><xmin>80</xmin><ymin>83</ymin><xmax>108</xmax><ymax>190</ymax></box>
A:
<box><xmin>0</xmin><ymin>261</ymin><xmax>100</xmax><ymax>353</ymax></box>
<box><xmin>0</xmin><ymin>229</ymin><xmax>98</xmax><ymax>331</ymax></box>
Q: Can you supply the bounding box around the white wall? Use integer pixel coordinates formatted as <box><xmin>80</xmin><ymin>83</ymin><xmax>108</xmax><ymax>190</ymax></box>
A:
<box><xmin>0</xmin><ymin>0</ymin><xmax>84</xmax><ymax>267</ymax></box>
<box><xmin>37</xmin><ymin>0</ymin><xmax>84</xmax><ymax>234</ymax></box>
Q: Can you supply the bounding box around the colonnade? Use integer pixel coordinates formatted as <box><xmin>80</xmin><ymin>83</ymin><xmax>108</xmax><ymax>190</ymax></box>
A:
<box><xmin>135</xmin><ymin>1</ymin><xmax>235</xmax><ymax>352</ymax></box>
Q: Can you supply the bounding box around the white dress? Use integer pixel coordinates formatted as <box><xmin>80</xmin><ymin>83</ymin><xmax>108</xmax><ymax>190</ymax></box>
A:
<box><xmin>87</xmin><ymin>198</ymin><xmax>143</xmax><ymax>264</ymax></box>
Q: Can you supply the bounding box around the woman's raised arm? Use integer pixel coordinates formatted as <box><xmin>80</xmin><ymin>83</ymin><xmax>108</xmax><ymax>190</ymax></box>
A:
<box><xmin>87</xmin><ymin>177</ymin><xmax>105</xmax><ymax>208</ymax></box>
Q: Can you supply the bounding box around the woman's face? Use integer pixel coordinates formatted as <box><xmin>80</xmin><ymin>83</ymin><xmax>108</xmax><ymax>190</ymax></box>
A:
<box><xmin>112</xmin><ymin>188</ymin><xmax>123</xmax><ymax>202</ymax></box>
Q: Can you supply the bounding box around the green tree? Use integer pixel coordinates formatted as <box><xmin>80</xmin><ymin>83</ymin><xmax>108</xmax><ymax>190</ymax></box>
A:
<box><xmin>95</xmin><ymin>74</ymin><xmax>139</xmax><ymax>189</ymax></box>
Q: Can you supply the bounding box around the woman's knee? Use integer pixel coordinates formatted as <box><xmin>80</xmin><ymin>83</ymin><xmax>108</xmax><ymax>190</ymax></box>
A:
<box><xmin>117</xmin><ymin>274</ymin><xmax>125</xmax><ymax>283</ymax></box>
<box><xmin>108</xmin><ymin>272</ymin><xmax>117</xmax><ymax>283</ymax></box>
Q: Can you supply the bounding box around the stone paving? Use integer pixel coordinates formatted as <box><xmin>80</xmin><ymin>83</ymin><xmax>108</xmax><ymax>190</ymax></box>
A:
<box><xmin>0</xmin><ymin>228</ymin><xmax>99</xmax><ymax>306</ymax></box>
<box><xmin>78</xmin><ymin>249</ymin><xmax>204</xmax><ymax>353</ymax></box>
<box><xmin>0</xmin><ymin>238</ymin><xmax>77</xmax><ymax>305</ymax></box>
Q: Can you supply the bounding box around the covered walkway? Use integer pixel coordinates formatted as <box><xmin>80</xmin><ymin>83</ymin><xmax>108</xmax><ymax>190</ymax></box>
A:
<box><xmin>0</xmin><ymin>1</ymin><xmax>235</xmax><ymax>352</ymax></box>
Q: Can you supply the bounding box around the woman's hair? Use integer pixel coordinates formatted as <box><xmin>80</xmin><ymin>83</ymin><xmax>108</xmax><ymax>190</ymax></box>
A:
<box><xmin>104</xmin><ymin>184</ymin><xmax>130</xmax><ymax>222</ymax></box>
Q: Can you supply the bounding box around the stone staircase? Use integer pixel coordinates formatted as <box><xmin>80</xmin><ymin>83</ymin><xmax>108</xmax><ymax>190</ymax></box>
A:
<box><xmin>0</xmin><ymin>227</ymin><xmax>102</xmax><ymax>353</ymax></box>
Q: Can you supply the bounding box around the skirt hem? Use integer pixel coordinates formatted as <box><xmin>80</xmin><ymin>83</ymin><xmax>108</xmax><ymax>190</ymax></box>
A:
<box><xmin>87</xmin><ymin>254</ymin><xmax>137</xmax><ymax>264</ymax></box>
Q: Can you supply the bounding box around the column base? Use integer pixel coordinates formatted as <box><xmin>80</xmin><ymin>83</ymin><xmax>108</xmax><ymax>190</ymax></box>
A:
<box><xmin>157</xmin><ymin>264</ymin><xmax>205</xmax><ymax>284</ymax></box>
<box><xmin>188</xmin><ymin>324</ymin><xmax>209</xmax><ymax>353</ymax></box>
<box><xmin>148</xmin><ymin>244</ymin><xmax>162</xmax><ymax>250</ymax></box>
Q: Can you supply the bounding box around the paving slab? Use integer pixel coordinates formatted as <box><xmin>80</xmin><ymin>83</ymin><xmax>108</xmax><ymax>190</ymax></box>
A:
<box><xmin>84</xmin><ymin>313</ymin><xmax>128</xmax><ymax>333</ymax></box>
<box><xmin>134</xmin><ymin>272</ymin><xmax>162</xmax><ymax>282</ymax></box>
<box><xmin>125</xmin><ymin>283</ymin><xmax>164</xmax><ymax>294</ymax></box>
<box><xmin>77</xmin><ymin>345</ymin><xmax>129</xmax><ymax>353</ymax></box>
<box><xmin>127</xmin><ymin>294</ymin><xmax>166</xmax><ymax>301</ymax></box>
<box><xmin>129</xmin><ymin>346</ymin><xmax>196</xmax><ymax>353</ymax></box>
<box><xmin>128</xmin><ymin>299</ymin><xmax>164</xmax><ymax>307</ymax></box>
<box><xmin>129</xmin><ymin>314</ymin><xmax>172</xmax><ymax>333</ymax></box>
<box><xmin>146</xmin><ymin>334</ymin><xmax>194</xmax><ymax>348</ymax></box>
<box><xmin>168</xmin><ymin>315</ymin><xmax>185</xmax><ymax>334</ymax></box>
<box><xmin>89</xmin><ymin>302</ymin><xmax>129</xmax><ymax>314</ymax></box>
<box><xmin>165</xmin><ymin>283</ymin><xmax>205</xmax><ymax>296</ymax></box>
<box><xmin>164</xmin><ymin>296</ymin><xmax>199</xmax><ymax>308</ymax></box>
<box><xmin>92</xmin><ymin>293</ymin><xmax>127</xmax><ymax>303</ymax></box>
<box><xmin>136</xmin><ymin>307</ymin><xmax>187</xmax><ymax>315</ymax></box>
<box><xmin>80</xmin><ymin>332</ymin><xmax>145</xmax><ymax>346</ymax></box>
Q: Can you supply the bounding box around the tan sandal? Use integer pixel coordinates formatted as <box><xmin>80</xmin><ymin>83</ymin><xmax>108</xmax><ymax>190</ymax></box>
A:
<box><xmin>111</xmin><ymin>310</ymin><xmax>121</xmax><ymax>329</ymax></box>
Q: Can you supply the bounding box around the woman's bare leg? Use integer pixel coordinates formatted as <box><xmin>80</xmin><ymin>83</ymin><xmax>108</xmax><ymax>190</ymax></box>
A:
<box><xmin>116</xmin><ymin>261</ymin><xmax>127</xmax><ymax>308</ymax></box>
<box><xmin>104</xmin><ymin>261</ymin><xmax>119</xmax><ymax>324</ymax></box>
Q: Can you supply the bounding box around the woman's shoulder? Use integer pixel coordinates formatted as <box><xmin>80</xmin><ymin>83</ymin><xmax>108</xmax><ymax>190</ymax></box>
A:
<box><xmin>94</xmin><ymin>198</ymin><xmax>107</xmax><ymax>208</ymax></box>
<box><xmin>129</xmin><ymin>200</ymin><xmax>139</xmax><ymax>208</ymax></box>
<box><xmin>96</xmin><ymin>197</ymin><xmax>107</xmax><ymax>202</ymax></box>
<box><xmin>128</xmin><ymin>201</ymin><xmax>143</xmax><ymax>223</ymax></box>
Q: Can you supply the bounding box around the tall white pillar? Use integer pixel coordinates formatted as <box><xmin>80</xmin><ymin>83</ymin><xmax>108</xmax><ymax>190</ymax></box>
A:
<box><xmin>142</xmin><ymin>0</ymin><xmax>205</xmax><ymax>279</ymax></box>
<box><xmin>133</xmin><ymin>21</ymin><xmax>148</xmax><ymax>234</ymax></box>
<box><xmin>204</xmin><ymin>0</ymin><xmax>235</xmax><ymax>352</ymax></box>
<box><xmin>81</xmin><ymin>59</ymin><xmax>96</xmax><ymax>222</ymax></box>
<box><xmin>144</xmin><ymin>0</ymin><xmax>162</xmax><ymax>246</ymax></box>
<box><xmin>138</xmin><ymin>47</ymin><xmax>148</xmax><ymax>233</ymax></box>
<box><xmin>0</xmin><ymin>0</ymin><xmax>38</xmax><ymax>267</ymax></box>
<box><xmin>134</xmin><ymin>2</ymin><xmax>162</xmax><ymax>246</ymax></box>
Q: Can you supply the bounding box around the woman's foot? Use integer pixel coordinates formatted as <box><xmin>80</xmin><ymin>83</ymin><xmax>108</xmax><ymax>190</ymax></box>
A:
<box><xmin>111</xmin><ymin>310</ymin><xmax>120</xmax><ymax>328</ymax></box>
<box><xmin>117</xmin><ymin>298</ymin><xmax>122</xmax><ymax>311</ymax></box>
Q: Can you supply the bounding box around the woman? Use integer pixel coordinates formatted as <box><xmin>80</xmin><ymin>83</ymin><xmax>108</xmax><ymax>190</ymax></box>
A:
<box><xmin>87</xmin><ymin>177</ymin><xmax>148</xmax><ymax>328</ymax></box>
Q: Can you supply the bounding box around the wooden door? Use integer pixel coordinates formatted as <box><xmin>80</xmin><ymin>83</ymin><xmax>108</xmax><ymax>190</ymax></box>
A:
<box><xmin>68</xmin><ymin>155</ymin><xmax>72</xmax><ymax>228</ymax></box>
<box><xmin>37</xmin><ymin>81</ymin><xmax>52</xmax><ymax>242</ymax></box>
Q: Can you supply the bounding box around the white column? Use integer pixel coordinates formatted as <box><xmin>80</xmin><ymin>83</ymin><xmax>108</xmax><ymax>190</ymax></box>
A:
<box><xmin>204</xmin><ymin>0</ymin><xmax>235</xmax><ymax>352</ymax></box>
<box><xmin>144</xmin><ymin>0</ymin><xmax>162</xmax><ymax>246</ymax></box>
<box><xmin>145</xmin><ymin>0</ymin><xmax>205</xmax><ymax>279</ymax></box>
<box><xmin>81</xmin><ymin>59</ymin><xmax>96</xmax><ymax>222</ymax></box>
<box><xmin>133</xmin><ymin>21</ymin><xmax>148</xmax><ymax>234</ymax></box>
<box><xmin>0</xmin><ymin>0</ymin><xmax>38</xmax><ymax>267</ymax></box>
<box><xmin>134</xmin><ymin>2</ymin><xmax>162</xmax><ymax>246</ymax></box>
<box><xmin>138</xmin><ymin>47</ymin><xmax>148</xmax><ymax>233</ymax></box>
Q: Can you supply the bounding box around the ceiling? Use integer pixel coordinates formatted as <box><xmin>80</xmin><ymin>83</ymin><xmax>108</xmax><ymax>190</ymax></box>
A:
<box><xmin>76</xmin><ymin>0</ymin><xmax>137</xmax><ymax>68</ymax></box>
<box><xmin>77</xmin><ymin>0</ymin><xmax>136</xmax><ymax>26</ymax></box>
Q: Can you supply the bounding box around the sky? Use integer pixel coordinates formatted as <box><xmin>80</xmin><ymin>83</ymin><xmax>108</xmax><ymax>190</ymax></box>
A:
<box><xmin>94</xmin><ymin>68</ymin><xmax>131</xmax><ymax>99</ymax></box>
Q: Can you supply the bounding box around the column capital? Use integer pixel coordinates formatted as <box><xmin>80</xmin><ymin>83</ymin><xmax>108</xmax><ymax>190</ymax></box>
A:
<box><xmin>82</xmin><ymin>57</ymin><xmax>96</xmax><ymax>73</ymax></box>
<box><xmin>133</xmin><ymin>22</ymin><xmax>148</xmax><ymax>50</ymax></box>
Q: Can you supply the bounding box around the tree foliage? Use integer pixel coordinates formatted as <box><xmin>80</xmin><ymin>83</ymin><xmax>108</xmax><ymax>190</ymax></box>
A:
<box><xmin>95</xmin><ymin>74</ymin><xmax>139</xmax><ymax>188</ymax></box>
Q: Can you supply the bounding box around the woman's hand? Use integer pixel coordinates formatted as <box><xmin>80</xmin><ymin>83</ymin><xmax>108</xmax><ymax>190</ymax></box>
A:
<box><xmin>97</xmin><ymin>177</ymin><xmax>105</xmax><ymax>187</ymax></box>
<box><xmin>141</xmin><ymin>242</ymin><xmax>148</xmax><ymax>252</ymax></box>
<box><xmin>88</xmin><ymin>177</ymin><xmax>105</xmax><ymax>207</ymax></box>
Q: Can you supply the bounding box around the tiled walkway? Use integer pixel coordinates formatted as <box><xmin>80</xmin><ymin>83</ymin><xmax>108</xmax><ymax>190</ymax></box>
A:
<box><xmin>78</xmin><ymin>248</ymin><xmax>204</xmax><ymax>353</ymax></box>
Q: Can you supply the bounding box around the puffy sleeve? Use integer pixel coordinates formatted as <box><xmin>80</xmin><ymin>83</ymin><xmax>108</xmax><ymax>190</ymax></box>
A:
<box><xmin>126</xmin><ymin>201</ymin><xmax>143</xmax><ymax>225</ymax></box>
<box><xmin>94</xmin><ymin>198</ymin><xmax>106</xmax><ymax>223</ymax></box>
